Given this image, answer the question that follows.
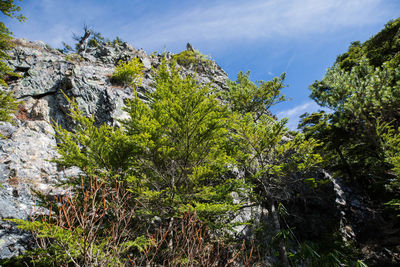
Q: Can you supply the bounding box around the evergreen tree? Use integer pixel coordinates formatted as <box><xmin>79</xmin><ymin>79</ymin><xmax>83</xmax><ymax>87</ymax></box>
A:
<box><xmin>224</xmin><ymin>71</ymin><xmax>321</xmax><ymax>266</ymax></box>
<box><xmin>121</xmin><ymin>60</ymin><xmax>243</xmax><ymax>225</ymax></box>
<box><xmin>300</xmin><ymin>18</ymin><xmax>400</xmax><ymax>208</ymax></box>
<box><xmin>0</xmin><ymin>0</ymin><xmax>25</xmax><ymax>86</ymax></box>
<box><xmin>223</xmin><ymin>71</ymin><xmax>286</xmax><ymax>119</ymax></box>
<box><xmin>0</xmin><ymin>0</ymin><xmax>25</xmax><ymax>124</ymax></box>
<box><xmin>0</xmin><ymin>89</ymin><xmax>18</xmax><ymax>122</ymax></box>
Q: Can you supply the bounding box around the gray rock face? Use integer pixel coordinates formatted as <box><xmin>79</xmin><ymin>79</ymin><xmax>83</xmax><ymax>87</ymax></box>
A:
<box><xmin>0</xmin><ymin>39</ymin><xmax>229</xmax><ymax>259</ymax></box>
<box><xmin>0</xmin><ymin>120</ymin><xmax>59</xmax><ymax>259</ymax></box>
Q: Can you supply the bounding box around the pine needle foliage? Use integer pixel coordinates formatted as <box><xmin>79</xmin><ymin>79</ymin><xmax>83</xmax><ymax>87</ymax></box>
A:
<box><xmin>222</xmin><ymin>70</ymin><xmax>322</xmax><ymax>266</ymax></box>
<box><xmin>0</xmin><ymin>1</ymin><xmax>24</xmax><ymax>130</ymax></box>
<box><xmin>0</xmin><ymin>0</ymin><xmax>26</xmax><ymax>86</ymax></box>
<box><xmin>0</xmin><ymin>90</ymin><xmax>19</xmax><ymax>122</ymax></box>
<box><xmin>224</xmin><ymin>71</ymin><xmax>286</xmax><ymax>118</ymax></box>
<box><xmin>121</xmin><ymin>60</ymin><xmax>244</xmax><ymax>224</ymax></box>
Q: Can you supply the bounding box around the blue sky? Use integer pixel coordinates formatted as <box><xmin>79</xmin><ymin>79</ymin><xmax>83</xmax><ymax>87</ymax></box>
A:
<box><xmin>4</xmin><ymin>0</ymin><xmax>400</xmax><ymax>129</ymax></box>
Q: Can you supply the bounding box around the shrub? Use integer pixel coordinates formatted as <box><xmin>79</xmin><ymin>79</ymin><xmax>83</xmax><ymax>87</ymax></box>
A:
<box><xmin>0</xmin><ymin>91</ymin><xmax>20</xmax><ymax>139</ymax></box>
<box><xmin>0</xmin><ymin>0</ymin><xmax>26</xmax><ymax>87</ymax></box>
<box><xmin>111</xmin><ymin>57</ymin><xmax>144</xmax><ymax>87</ymax></box>
<box><xmin>173</xmin><ymin>50</ymin><xmax>213</xmax><ymax>69</ymax></box>
<box><xmin>0</xmin><ymin>91</ymin><xmax>19</xmax><ymax>122</ymax></box>
<box><xmin>6</xmin><ymin>176</ymin><xmax>141</xmax><ymax>266</ymax></box>
<box><xmin>112</xmin><ymin>36</ymin><xmax>123</xmax><ymax>46</ymax></box>
<box><xmin>7</xmin><ymin>196</ymin><xmax>259</xmax><ymax>266</ymax></box>
<box><xmin>65</xmin><ymin>53</ymin><xmax>84</xmax><ymax>62</ymax></box>
<box><xmin>87</xmin><ymin>38</ymin><xmax>99</xmax><ymax>47</ymax></box>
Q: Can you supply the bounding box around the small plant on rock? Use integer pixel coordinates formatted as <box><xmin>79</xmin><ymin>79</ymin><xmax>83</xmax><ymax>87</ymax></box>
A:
<box><xmin>65</xmin><ymin>53</ymin><xmax>84</xmax><ymax>62</ymax></box>
<box><xmin>112</xmin><ymin>36</ymin><xmax>123</xmax><ymax>46</ymax></box>
<box><xmin>173</xmin><ymin>49</ymin><xmax>213</xmax><ymax>69</ymax></box>
<box><xmin>111</xmin><ymin>57</ymin><xmax>144</xmax><ymax>87</ymax></box>
<box><xmin>0</xmin><ymin>91</ymin><xmax>19</xmax><ymax>122</ymax></box>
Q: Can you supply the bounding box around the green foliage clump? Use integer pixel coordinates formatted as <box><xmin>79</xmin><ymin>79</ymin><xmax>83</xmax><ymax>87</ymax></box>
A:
<box><xmin>0</xmin><ymin>90</ymin><xmax>19</xmax><ymax>122</ymax></box>
<box><xmin>336</xmin><ymin>18</ymin><xmax>400</xmax><ymax>70</ymax></box>
<box><xmin>112</xmin><ymin>36</ymin><xmax>123</xmax><ymax>46</ymax></box>
<box><xmin>120</xmin><ymin>60</ymin><xmax>243</xmax><ymax>224</ymax></box>
<box><xmin>0</xmin><ymin>1</ymin><xmax>24</xmax><ymax>133</ymax></box>
<box><xmin>111</xmin><ymin>57</ymin><xmax>144</xmax><ymax>87</ymax></box>
<box><xmin>224</xmin><ymin>71</ymin><xmax>286</xmax><ymax>117</ymax></box>
<box><xmin>87</xmin><ymin>37</ymin><xmax>99</xmax><ymax>48</ymax></box>
<box><xmin>173</xmin><ymin>49</ymin><xmax>213</xmax><ymax>69</ymax></box>
<box><xmin>301</xmin><ymin>18</ymin><xmax>400</xmax><ymax>196</ymax></box>
<box><xmin>302</xmin><ymin>59</ymin><xmax>400</xmax><ymax>186</ymax></box>
<box><xmin>222</xmin><ymin>70</ymin><xmax>323</xmax><ymax>266</ymax></box>
<box><xmin>298</xmin><ymin>21</ymin><xmax>400</xmax><ymax>267</ymax></box>
<box><xmin>377</xmin><ymin>121</ymin><xmax>400</xmax><ymax>214</ymax></box>
<box><xmin>87</xmin><ymin>31</ymin><xmax>104</xmax><ymax>48</ymax></box>
<box><xmin>65</xmin><ymin>53</ymin><xmax>84</xmax><ymax>62</ymax></box>
<box><xmin>0</xmin><ymin>0</ymin><xmax>25</xmax><ymax>86</ymax></box>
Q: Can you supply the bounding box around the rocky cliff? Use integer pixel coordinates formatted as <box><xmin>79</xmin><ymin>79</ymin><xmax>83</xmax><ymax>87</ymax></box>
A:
<box><xmin>0</xmin><ymin>39</ymin><xmax>229</xmax><ymax>259</ymax></box>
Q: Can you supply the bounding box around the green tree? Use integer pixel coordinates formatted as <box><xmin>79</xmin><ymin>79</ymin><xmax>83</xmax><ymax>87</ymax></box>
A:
<box><xmin>336</xmin><ymin>18</ymin><xmax>400</xmax><ymax>70</ymax></box>
<box><xmin>112</xmin><ymin>36</ymin><xmax>123</xmax><ymax>46</ymax></box>
<box><xmin>1</xmin><ymin>0</ymin><xmax>25</xmax><ymax>86</ymax></box>
<box><xmin>223</xmin><ymin>71</ymin><xmax>286</xmax><ymax>120</ymax></box>
<box><xmin>377</xmin><ymin>121</ymin><xmax>400</xmax><ymax>214</ymax></box>
<box><xmin>121</xmin><ymin>60</ymin><xmax>242</xmax><ymax>225</ymax></box>
<box><xmin>224</xmin><ymin>71</ymin><xmax>321</xmax><ymax>266</ymax></box>
<box><xmin>234</xmin><ymin>114</ymin><xmax>321</xmax><ymax>266</ymax></box>
<box><xmin>302</xmin><ymin>57</ymin><xmax>400</xmax><ymax>189</ymax></box>
<box><xmin>173</xmin><ymin>49</ymin><xmax>213</xmax><ymax>70</ymax></box>
<box><xmin>0</xmin><ymin>1</ymin><xmax>25</xmax><ymax>125</ymax></box>
<box><xmin>0</xmin><ymin>89</ymin><xmax>18</xmax><ymax>122</ymax></box>
<box><xmin>299</xmin><ymin>19</ymin><xmax>400</xmax><ymax>233</ymax></box>
<box><xmin>300</xmin><ymin>18</ymin><xmax>400</xmax><ymax>191</ymax></box>
<box><xmin>87</xmin><ymin>31</ymin><xmax>104</xmax><ymax>47</ymax></box>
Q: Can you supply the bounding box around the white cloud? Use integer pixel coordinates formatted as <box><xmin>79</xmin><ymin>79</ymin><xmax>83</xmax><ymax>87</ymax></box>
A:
<box><xmin>277</xmin><ymin>101</ymin><xmax>329</xmax><ymax>130</ymax></box>
<box><xmin>285</xmin><ymin>55</ymin><xmax>296</xmax><ymax>72</ymax></box>
<box><xmin>126</xmin><ymin>0</ymin><xmax>397</xmax><ymax>50</ymax></box>
<box><xmin>7</xmin><ymin>0</ymin><xmax>398</xmax><ymax>51</ymax></box>
<box><xmin>7</xmin><ymin>0</ymin><xmax>107</xmax><ymax>48</ymax></box>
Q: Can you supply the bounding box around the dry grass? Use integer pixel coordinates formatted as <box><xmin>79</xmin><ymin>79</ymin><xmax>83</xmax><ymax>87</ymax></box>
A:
<box><xmin>11</xmin><ymin>39</ymin><xmax>46</xmax><ymax>51</ymax></box>
<box><xmin>22</xmin><ymin>176</ymin><xmax>262</xmax><ymax>266</ymax></box>
<box><xmin>16</xmin><ymin>104</ymin><xmax>29</xmax><ymax>121</ymax></box>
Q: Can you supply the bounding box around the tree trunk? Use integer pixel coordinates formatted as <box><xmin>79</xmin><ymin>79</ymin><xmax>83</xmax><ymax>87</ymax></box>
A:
<box><xmin>269</xmin><ymin>200</ymin><xmax>290</xmax><ymax>267</ymax></box>
<box><xmin>77</xmin><ymin>27</ymin><xmax>91</xmax><ymax>56</ymax></box>
<box><xmin>168</xmin><ymin>175</ymin><xmax>176</xmax><ymax>253</ymax></box>
<box><xmin>335</xmin><ymin>146</ymin><xmax>353</xmax><ymax>180</ymax></box>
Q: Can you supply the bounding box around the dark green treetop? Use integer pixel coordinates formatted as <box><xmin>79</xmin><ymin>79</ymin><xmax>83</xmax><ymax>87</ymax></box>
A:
<box><xmin>301</xmin><ymin>17</ymin><xmax>400</xmax><ymax>197</ymax></box>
